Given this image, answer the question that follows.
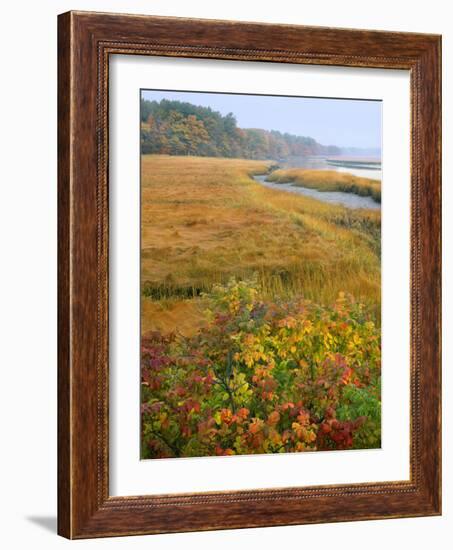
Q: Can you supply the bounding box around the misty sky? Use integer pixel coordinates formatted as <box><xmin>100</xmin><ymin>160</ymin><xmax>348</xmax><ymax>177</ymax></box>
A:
<box><xmin>141</xmin><ymin>89</ymin><xmax>382</xmax><ymax>150</ymax></box>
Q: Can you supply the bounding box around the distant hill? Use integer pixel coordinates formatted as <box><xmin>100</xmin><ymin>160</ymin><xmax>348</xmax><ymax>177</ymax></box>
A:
<box><xmin>140</xmin><ymin>98</ymin><xmax>341</xmax><ymax>160</ymax></box>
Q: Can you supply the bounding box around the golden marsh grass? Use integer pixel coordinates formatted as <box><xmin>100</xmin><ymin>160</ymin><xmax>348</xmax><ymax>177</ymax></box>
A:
<box><xmin>141</xmin><ymin>155</ymin><xmax>381</xmax><ymax>335</ymax></box>
<box><xmin>267</xmin><ymin>168</ymin><xmax>381</xmax><ymax>202</ymax></box>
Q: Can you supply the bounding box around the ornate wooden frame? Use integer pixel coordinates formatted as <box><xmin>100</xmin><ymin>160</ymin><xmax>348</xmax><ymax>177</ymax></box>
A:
<box><xmin>58</xmin><ymin>10</ymin><xmax>441</xmax><ymax>539</ymax></box>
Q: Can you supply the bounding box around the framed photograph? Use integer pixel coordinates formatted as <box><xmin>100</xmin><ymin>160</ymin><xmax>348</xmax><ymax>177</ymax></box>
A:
<box><xmin>58</xmin><ymin>11</ymin><xmax>441</xmax><ymax>538</ymax></box>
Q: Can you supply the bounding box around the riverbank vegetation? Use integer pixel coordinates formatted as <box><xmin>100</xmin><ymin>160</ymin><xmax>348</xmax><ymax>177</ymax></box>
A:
<box><xmin>266</xmin><ymin>168</ymin><xmax>381</xmax><ymax>202</ymax></box>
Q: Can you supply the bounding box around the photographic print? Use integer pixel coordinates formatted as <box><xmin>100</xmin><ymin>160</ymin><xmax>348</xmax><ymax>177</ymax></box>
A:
<box><xmin>140</xmin><ymin>90</ymin><xmax>382</xmax><ymax>459</ymax></box>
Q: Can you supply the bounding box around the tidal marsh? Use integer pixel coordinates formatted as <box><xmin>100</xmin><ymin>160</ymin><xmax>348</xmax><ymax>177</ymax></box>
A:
<box><xmin>141</xmin><ymin>155</ymin><xmax>381</xmax><ymax>335</ymax></box>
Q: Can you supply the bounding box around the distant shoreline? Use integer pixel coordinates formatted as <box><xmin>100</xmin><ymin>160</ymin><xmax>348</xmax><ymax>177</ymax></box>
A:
<box><xmin>326</xmin><ymin>157</ymin><xmax>381</xmax><ymax>169</ymax></box>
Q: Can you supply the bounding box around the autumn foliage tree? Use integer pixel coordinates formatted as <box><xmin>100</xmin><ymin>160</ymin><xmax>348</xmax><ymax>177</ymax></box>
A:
<box><xmin>140</xmin><ymin>98</ymin><xmax>341</xmax><ymax>159</ymax></box>
<box><xmin>141</xmin><ymin>277</ymin><xmax>381</xmax><ymax>458</ymax></box>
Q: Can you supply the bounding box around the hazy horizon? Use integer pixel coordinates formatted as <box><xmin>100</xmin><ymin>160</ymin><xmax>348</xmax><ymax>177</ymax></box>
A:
<box><xmin>141</xmin><ymin>89</ymin><xmax>382</xmax><ymax>152</ymax></box>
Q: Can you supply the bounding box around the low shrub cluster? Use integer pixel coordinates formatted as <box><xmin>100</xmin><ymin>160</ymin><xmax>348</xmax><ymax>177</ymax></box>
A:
<box><xmin>141</xmin><ymin>277</ymin><xmax>381</xmax><ymax>458</ymax></box>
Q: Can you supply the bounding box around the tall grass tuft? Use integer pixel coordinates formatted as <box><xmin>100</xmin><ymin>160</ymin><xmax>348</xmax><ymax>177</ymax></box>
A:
<box><xmin>267</xmin><ymin>169</ymin><xmax>381</xmax><ymax>202</ymax></box>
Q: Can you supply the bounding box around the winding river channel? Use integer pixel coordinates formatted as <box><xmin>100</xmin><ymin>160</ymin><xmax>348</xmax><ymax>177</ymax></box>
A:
<box><xmin>252</xmin><ymin>174</ymin><xmax>381</xmax><ymax>211</ymax></box>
